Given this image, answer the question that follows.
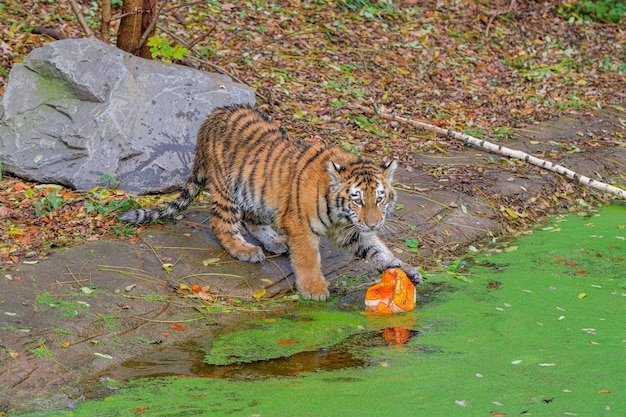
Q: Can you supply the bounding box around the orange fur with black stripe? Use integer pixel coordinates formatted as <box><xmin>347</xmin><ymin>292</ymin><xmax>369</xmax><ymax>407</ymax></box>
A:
<box><xmin>120</xmin><ymin>105</ymin><xmax>421</xmax><ymax>300</ymax></box>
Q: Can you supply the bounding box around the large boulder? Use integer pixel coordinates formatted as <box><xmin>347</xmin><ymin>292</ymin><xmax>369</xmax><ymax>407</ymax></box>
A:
<box><xmin>0</xmin><ymin>38</ymin><xmax>255</xmax><ymax>194</ymax></box>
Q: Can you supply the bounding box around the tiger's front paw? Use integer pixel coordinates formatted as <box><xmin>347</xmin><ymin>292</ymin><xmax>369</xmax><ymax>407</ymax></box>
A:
<box><xmin>299</xmin><ymin>288</ymin><xmax>330</xmax><ymax>301</ymax></box>
<box><xmin>298</xmin><ymin>279</ymin><xmax>330</xmax><ymax>301</ymax></box>
<box><xmin>401</xmin><ymin>265</ymin><xmax>423</xmax><ymax>285</ymax></box>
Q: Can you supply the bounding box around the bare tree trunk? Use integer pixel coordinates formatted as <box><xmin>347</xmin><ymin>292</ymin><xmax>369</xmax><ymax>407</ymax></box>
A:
<box><xmin>117</xmin><ymin>0</ymin><xmax>157</xmax><ymax>59</ymax></box>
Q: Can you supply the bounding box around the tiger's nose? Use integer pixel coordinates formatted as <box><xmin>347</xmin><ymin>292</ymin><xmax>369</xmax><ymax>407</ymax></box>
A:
<box><xmin>364</xmin><ymin>213</ymin><xmax>381</xmax><ymax>229</ymax></box>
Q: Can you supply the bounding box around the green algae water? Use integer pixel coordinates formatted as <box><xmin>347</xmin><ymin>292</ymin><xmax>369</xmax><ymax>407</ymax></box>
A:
<box><xmin>34</xmin><ymin>206</ymin><xmax>625</xmax><ymax>416</ymax></box>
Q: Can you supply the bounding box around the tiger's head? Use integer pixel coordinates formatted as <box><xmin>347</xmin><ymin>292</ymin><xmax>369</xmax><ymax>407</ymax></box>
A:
<box><xmin>328</xmin><ymin>159</ymin><xmax>397</xmax><ymax>233</ymax></box>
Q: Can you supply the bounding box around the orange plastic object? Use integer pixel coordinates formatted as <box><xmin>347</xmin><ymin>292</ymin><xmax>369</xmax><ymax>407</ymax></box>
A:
<box><xmin>364</xmin><ymin>268</ymin><xmax>416</xmax><ymax>313</ymax></box>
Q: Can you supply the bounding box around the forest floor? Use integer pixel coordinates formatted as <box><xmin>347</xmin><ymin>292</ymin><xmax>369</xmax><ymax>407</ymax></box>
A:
<box><xmin>0</xmin><ymin>0</ymin><xmax>625</xmax><ymax>414</ymax></box>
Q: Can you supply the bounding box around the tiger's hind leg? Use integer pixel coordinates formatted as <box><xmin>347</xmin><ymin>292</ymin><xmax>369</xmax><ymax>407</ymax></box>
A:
<box><xmin>209</xmin><ymin>195</ymin><xmax>265</xmax><ymax>263</ymax></box>
<box><xmin>243</xmin><ymin>213</ymin><xmax>289</xmax><ymax>255</ymax></box>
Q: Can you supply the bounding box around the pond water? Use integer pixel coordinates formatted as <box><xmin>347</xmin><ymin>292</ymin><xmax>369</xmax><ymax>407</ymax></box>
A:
<box><xmin>31</xmin><ymin>205</ymin><xmax>626</xmax><ymax>416</ymax></box>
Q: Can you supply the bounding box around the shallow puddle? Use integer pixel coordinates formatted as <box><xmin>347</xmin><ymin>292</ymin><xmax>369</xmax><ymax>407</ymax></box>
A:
<box><xmin>103</xmin><ymin>328</ymin><xmax>421</xmax><ymax>382</ymax></box>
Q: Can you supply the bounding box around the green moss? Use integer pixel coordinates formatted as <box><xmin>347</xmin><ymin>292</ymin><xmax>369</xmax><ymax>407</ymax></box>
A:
<box><xmin>27</xmin><ymin>206</ymin><xmax>626</xmax><ymax>417</ymax></box>
<box><xmin>204</xmin><ymin>309</ymin><xmax>376</xmax><ymax>365</ymax></box>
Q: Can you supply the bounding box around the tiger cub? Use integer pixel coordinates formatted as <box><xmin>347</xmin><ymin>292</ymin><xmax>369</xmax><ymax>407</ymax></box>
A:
<box><xmin>120</xmin><ymin>104</ymin><xmax>421</xmax><ymax>301</ymax></box>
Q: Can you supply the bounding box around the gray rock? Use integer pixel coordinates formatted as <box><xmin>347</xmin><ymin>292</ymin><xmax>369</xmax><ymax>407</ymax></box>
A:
<box><xmin>0</xmin><ymin>38</ymin><xmax>255</xmax><ymax>194</ymax></box>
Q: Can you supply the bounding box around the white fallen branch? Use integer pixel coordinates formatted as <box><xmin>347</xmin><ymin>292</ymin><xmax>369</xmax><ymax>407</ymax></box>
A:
<box><xmin>349</xmin><ymin>103</ymin><xmax>626</xmax><ymax>200</ymax></box>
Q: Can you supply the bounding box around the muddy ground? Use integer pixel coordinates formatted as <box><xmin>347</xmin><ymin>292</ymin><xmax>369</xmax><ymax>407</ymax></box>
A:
<box><xmin>1</xmin><ymin>107</ymin><xmax>625</xmax><ymax>414</ymax></box>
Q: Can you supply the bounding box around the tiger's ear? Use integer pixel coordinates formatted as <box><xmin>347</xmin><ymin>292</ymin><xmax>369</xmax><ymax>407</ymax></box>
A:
<box><xmin>328</xmin><ymin>161</ymin><xmax>345</xmax><ymax>186</ymax></box>
<box><xmin>381</xmin><ymin>160</ymin><xmax>397</xmax><ymax>183</ymax></box>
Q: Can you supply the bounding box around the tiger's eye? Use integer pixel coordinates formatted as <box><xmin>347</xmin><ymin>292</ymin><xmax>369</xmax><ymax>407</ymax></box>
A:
<box><xmin>354</xmin><ymin>199</ymin><xmax>364</xmax><ymax>206</ymax></box>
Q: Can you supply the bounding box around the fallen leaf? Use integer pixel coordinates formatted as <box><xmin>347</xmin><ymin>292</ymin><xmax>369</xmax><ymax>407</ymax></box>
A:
<box><xmin>202</xmin><ymin>258</ymin><xmax>221</xmax><ymax>266</ymax></box>
<box><xmin>169</xmin><ymin>323</ymin><xmax>188</xmax><ymax>331</ymax></box>
<box><xmin>578</xmin><ymin>293</ymin><xmax>587</xmax><ymax>299</ymax></box>
<box><xmin>504</xmin><ymin>207</ymin><xmax>518</xmax><ymax>218</ymax></box>
<box><xmin>61</xmin><ymin>341</ymin><xmax>70</xmax><ymax>348</ymax></box>
<box><xmin>252</xmin><ymin>288</ymin><xmax>266</xmax><ymax>299</ymax></box>
<box><xmin>94</xmin><ymin>352</ymin><xmax>113</xmax><ymax>359</ymax></box>
<box><xmin>277</xmin><ymin>339</ymin><xmax>295</xmax><ymax>345</ymax></box>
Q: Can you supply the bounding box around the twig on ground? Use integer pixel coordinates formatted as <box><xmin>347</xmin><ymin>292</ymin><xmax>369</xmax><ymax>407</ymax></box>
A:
<box><xmin>485</xmin><ymin>0</ymin><xmax>517</xmax><ymax>37</ymax></box>
<box><xmin>349</xmin><ymin>103</ymin><xmax>626</xmax><ymax>200</ymax></box>
<box><xmin>32</xmin><ymin>25</ymin><xmax>68</xmax><ymax>40</ymax></box>
<box><xmin>68</xmin><ymin>0</ymin><xmax>94</xmax><ymax>37</ymax></box>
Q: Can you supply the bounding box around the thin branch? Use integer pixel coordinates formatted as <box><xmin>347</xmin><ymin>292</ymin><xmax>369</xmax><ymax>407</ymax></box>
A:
<box><xmin>68</xmin><ymin>0</ymin><xmax>94</xmax><ymax>37</ymax></box>
<box><xmin>349</xmin><ymin>103</ymin><xmax>626</xmax><ymax>200</ymax></box>
<box><xmin>162</xmin><ymin>0</ymin><xmax>206</xmax><ymax>14</ymax></box>
<box><xmin>158</xmin><ymin>26</ymin><xmax>268</xmax><ymax>103</ymax></box>
<box><xmin>111</xmin><ymin>10</ymin><xmax>142</xmax><ymax>21</ymax></box>
<box><xmin>132</xmin><ymin>0</ymin><xmax>167</xmax><ymax>55</ymax></box>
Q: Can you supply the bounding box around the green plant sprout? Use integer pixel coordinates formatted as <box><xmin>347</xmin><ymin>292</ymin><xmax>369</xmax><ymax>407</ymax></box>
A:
<box><xmin>147</xmin><ymin>36</ymin><xmax>190</xmax><ymax>62</ymax></box>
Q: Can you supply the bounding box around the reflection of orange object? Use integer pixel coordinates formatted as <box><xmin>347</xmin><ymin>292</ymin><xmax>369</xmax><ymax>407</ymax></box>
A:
<box><xmin>382</xmin><ymin>327</ymin><xmax>411</xmax><ymax>345</ymax></box>
<box><xmin>365</xmin><ymin>268</ymin><xmax>416</xmax><ymax>313</ymax></box>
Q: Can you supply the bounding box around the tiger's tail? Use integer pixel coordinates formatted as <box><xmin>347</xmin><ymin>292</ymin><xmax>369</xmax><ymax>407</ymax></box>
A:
<box><xmin>119</xmin><ymin>170</ymin><xmax>206</xmax><ymax>224</ymax></box>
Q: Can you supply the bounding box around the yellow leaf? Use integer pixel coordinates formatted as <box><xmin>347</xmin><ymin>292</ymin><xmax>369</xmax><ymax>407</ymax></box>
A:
<box><xmin>578</xmin><ymin>293</ymin><xmax>587</xmax><ymax>299</ymax></box>
<box><xmin>8</xmin><ymin>228</ymin><xmax>23</xmax><ymax>236</ymax></box>
<box><xmin>179</xmin><ymin>283</ymin><xmax>190</xmax><ymax>291</ymax></box>
<box><xmin>550</xmin><ymin>227</ymin><xmax>561</xmax><ymax>232</ymax></box>
<box><xmin>260</xmin><ymin>278</ymin><xmax>273</xmax><ymax>284</ymax></box>
<box><xmin>505</xmin><ymin>207</ymin><xmax>518</xmax><ymax>218</ymax></box>
<box><xmin>252</xmin><ymin>288</ymin><xmax>266</xmax><ymax>299</ymax></box>
<box><xmin>61</xmin><ymin>341</ymin><xmax>70</xmax><ymax>348</ymax></box>
<box><xmin>504</xmin><ymin>246</ymin><xmax>518</xmax><ymax>252</ymax></box>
